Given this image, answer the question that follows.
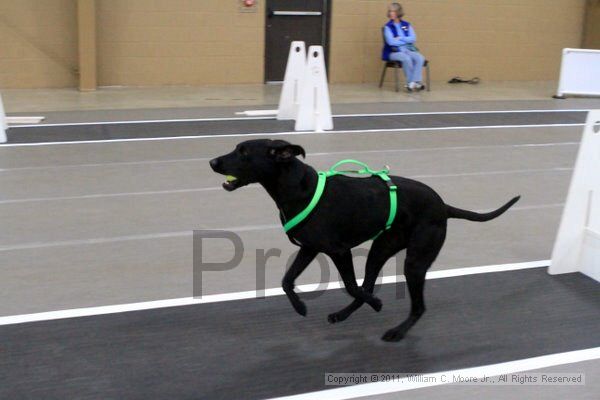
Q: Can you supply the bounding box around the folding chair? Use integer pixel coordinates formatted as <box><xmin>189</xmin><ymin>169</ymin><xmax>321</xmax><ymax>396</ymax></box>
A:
<box><xmin>379</xmin><ymin>59</ymin><xmax>430</xmax><ymax>92</ymax></box>
<box><xmin>379</xmin><ymin>27</ymin><xmax>431</xmax><ymax>92</ymax></box>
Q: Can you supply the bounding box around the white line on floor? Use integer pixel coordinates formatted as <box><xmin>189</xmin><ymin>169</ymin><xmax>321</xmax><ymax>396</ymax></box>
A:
<box><xmin>0</xmin><ymin>260</ymin><xmax>550</xmax><ymax>326</ymax></box>
<box><xmin>266</xmin><ymin>347</ymin><xmax>600</xmax><ymax>400</ymax></box>
<box><xmin>0</xmin><ymin>167</ymin><xmax>573</xmax><ymax>204</ymax></box>
<box><xmin>0</xmin><ymin>141</ymin><xmax>578</xmax><ymax>172</ymax></box>
<box><xmin>499</xmin><ymin>203</ymin><xmax>565</xmax><ymax>211</ymax></box>
<box><xmin>409</xmin><ymin>167</ymin><xmax>572</xmax><ymax>180</ymax></box>
<box><xmin>0</xmin><ymin>203</ymin><xmax>564</xmax><ymax>252</ymax></box>
<box><xmin>0</xmin><ymin>123</ymin><xmax>585</xmax><ymax>147</ymax></box>
<box><xmin>7</xmin><ymin>108</ymin><xmax>590</xmax><ymax>128</ymax></box>
<box><xmin>332</xmin><ymin>109</ymin><xmax>590</xmax><ymax>118</ymax></box>
<box><xmin>9</xmin><ymin>115</ymin><xmax>275</xmax><ymax>128</ymax></box>
<box><xmin>0</xmin><ymin>231</ymin><xmax>191</xmax><ymax>252</ymax></box>
<box><xmin>0</xmin><ymin>187</ymin><xmax>226</xmax><ymax>204</ymax></box>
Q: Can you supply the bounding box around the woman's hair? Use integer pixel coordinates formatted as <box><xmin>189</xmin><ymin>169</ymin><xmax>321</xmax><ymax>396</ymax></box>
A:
<box><xmin>387</xmin><ymin>3</ymin><xmax>404</xmax><ymax>19</ymax></box>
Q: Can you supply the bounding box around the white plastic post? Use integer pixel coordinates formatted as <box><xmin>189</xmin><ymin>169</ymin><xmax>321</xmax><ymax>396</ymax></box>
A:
<box><xmin>549</xmin><ymin>110</ymin><xmax>600</xmax><ymax>282</ymax></box>
<box><xmin>0</xmin><ymin>93</ymin><xmax>7</xmax><ymax>143</ymax></box>
<box><xmin>294</xmin><ymin>46</ymin><xmax>333</xmax><ymax>132</ymax></box>
<box><xmin>277</xmin><ymin>41</ymin><xmax>306</xmax><ymax>121</ymax></box>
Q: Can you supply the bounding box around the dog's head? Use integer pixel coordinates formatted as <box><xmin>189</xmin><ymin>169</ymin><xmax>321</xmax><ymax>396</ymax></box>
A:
<box><xmin>209</xmin><ymin>139</ymin><xmax>306</xmax><ymax>191</ymax></box>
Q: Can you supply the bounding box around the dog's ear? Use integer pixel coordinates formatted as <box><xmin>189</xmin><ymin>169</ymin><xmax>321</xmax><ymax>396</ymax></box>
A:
<box><xmin>268</xmin><ymin>141</ymin><xmax>306</xmax><ymax>162</ymax></box>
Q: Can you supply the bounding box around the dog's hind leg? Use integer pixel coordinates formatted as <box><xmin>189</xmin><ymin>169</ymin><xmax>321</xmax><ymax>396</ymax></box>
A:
<box><xmin>381</xmin><ymin>223</ymin><xmax>446</xmax><ymax>342</ymax></box>
<box><xmin>282</xmin><ymin>247</ymin><xmax>318</xmax><ymax>316</ymax></box>
<box><xmin>329</xmin><ymin>251</ymin><xmax>382</xmax><ymax>312</ymax></box>
<box><xmin>328</xmin><ymin>234</ymin><xmax>406</xmax><ymax>324</ymax></box>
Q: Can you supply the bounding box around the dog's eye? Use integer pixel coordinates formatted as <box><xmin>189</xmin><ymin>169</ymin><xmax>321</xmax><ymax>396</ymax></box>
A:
<box><xmin>239</xmin><ymin>146</ymin><xmax>249</xmax><ymax>156</ymax></box>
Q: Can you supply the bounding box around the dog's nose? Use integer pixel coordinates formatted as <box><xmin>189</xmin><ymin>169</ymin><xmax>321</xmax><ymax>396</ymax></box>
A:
<box><xmin>209</xmin><ymin>158</ymin><xmax>220</xmax><ymax>171</ymax></box>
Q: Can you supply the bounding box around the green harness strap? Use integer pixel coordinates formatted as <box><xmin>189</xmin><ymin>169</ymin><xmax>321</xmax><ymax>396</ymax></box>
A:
<box><xmin>283</xmin><ymin>159</ymin><xmax>398</xmax><ymax>238</ymax></box>
<box><xmin>282</xmin><ymin>171</ymin><xmax>328</xmax><ymax>233</ymax></box>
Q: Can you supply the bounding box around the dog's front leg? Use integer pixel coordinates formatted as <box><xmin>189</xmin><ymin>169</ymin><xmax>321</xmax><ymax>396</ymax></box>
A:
<box><xmin>282</xmin><ymin>247</ymin><xmax>318</xmax><ymax>316</ymax></box>
<box><xmin>330</xmin><ymin>251</ymin><xmax>382</xmax><ymax>312</ymax></box>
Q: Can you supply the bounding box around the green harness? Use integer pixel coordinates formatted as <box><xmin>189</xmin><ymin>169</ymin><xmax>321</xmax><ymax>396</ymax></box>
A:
<box><xmin>282</xmin><ymin>160</ymin><xmax>398</xmax><ymax>239</ymax></box>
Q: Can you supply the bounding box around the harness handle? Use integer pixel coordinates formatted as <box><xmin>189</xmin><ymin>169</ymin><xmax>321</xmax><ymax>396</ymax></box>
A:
<box><xmin>326</xmin><ymin>159</ymin><xmax>389</xmax><ymax>177</ymax></box>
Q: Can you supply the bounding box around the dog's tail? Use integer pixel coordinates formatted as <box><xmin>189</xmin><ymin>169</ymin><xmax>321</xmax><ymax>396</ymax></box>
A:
<box><xmin>446</xmin><ymin>196</ymin><xmax>520</xmax><ymax>222</ymax></box>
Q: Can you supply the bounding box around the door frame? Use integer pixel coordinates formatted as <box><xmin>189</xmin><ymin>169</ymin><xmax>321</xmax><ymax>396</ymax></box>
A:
<box><xmin>263</xmin><ymin>0</ymin><xmax>332</xmax><ymax>83</ymax></box>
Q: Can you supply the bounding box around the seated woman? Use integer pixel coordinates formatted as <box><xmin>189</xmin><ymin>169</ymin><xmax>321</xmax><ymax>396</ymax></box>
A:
<box><xmin>382</xmin><ymin>3</ymin><xmax>426</xmax><ymax>91</ymax></box>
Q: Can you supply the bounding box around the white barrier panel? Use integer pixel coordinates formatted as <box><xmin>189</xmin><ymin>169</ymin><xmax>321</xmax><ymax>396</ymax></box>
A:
<box><xmin>6</xmin><ymin>116</ymin><xmax>45</xmax><ymax>124</ymax></box>
<box><xmin>235</xmin><ymin>110</ymin><xmax>277</xmax><ymax>116</ymax></box>
<box><xmin>295</xmin><ymin>46</ymin><xmax>333</xmax><ymax>132</ymax></box>
<box><xmin>0</xmin><ymin>93</ymin><xmax>7</xmax><ymax>143</ymax></box>
<box><xmin>549</xmin><ymin>110</ymin><xmax>600</xmax><ymax>282</ymax></box>
<box><xmin>277</xmin><ymin>41</ymin><xmax>306</xmax><ymax>121</ymax></box>
<box><xmin>556</xmin><ymin>48</ymin><xmax>600</xmax><ymax>98</ymax></box>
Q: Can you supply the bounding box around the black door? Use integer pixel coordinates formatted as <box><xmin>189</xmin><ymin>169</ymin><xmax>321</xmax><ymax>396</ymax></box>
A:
<box><xmin>264</xmin><ymin>0</ymin><xmax>331</xmax><ymax>82</ymax></box>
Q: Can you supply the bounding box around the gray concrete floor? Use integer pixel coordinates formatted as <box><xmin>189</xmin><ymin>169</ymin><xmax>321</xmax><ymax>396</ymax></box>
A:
<box><xmin>6</xmin><ymin>98</ymin><xmax>598</xmax><ymax>125</ymax></box>
<box><xmin>1</xmin><ymin>98</ymin><xmax>598</xmax><ymax>400</ymax></box>
<box><xmin>1</xmin><ymin>81</ymin><xmax>567</xmax><ymax>114</ymax></box>
<box><xmin>358</xmin><ymin>360</ymin><xmax>600</xmax><ymax>400</ymax></box>
<box><xmin>0</xmin><ymin>124</ymin><xmax>582</xmax><ymax>315</ymax></box>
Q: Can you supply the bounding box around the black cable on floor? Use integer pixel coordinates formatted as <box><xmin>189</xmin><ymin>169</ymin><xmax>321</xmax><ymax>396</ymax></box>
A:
<box><xmin>448</xmin><ymin>77</ymin><xmax>480</xmax><ymax>84</ymax></box>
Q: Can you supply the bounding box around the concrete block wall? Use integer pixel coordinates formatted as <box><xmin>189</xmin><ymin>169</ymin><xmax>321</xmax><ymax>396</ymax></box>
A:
<box><xmin>330</xmin><ymin>0</ymin><xmax>586</xmax><ymax>83</ymax></box>
<box><xmin>583</xmin><ymin>0</ymin><xmax>600</xmax><ymax>49</ymax></box>
<box><xmin>0</xmin><ymin>0</ymin><xmax>590</xmax><ymax>88</ymax></box>
<box><xmin>97</xmin><ymin>0</ymin><xmax>265</xmax><ymax>86</ymax></box>
<box><xmin>0</xmin><ymin>0</ymin><xmax>78</xmax><ymax>88</ymax></box>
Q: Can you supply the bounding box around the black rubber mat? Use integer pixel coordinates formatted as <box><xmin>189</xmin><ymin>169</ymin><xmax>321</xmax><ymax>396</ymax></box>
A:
<box><xmin>0</xmin><ymin>268</ymin><xmax>598</xmax><ymax>399</ymax></box>
<box><xmin>4</xmin><ymin>111</ymin><xmax>586</xmax><ymax>144</ymax></box>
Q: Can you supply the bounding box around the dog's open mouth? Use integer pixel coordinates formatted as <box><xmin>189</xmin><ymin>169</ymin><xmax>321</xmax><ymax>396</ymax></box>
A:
<box><xmin>222</xmin><ymin>175</ymin><xmax>243</xmax><ymax>192</ymax></box>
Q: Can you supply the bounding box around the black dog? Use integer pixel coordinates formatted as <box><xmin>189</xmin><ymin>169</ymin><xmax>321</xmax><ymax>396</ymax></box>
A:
<box><xmin>210</xmin><ymin>139</ymin><xmax>519</xmax><ymax>341</ymax></box>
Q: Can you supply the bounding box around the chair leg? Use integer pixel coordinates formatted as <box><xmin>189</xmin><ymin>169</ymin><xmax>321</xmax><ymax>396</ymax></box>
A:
<box><xmin>394</xmin><ymin>63</ymin><xmax>400</xmax><ymax>92</ymax></box>
<box><xmin>426</xmin><ymin>62</ymin><xmax>431</xmax><ymax>91</ymax></box>
<box><xmin>379</xmin><ymin>64</ymin><xmax>387</xmax><ymax>88</ymax></box>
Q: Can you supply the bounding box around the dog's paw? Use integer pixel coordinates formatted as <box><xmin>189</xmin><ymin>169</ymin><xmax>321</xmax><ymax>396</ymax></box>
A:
<box><xmin>327</xmin><ymin>311</ymin><xmax>347</xmax><ymax>324</ymax></box>
<box><xmin>368</xmin><ymin>296</ymin><xmax>383</xmax><ymax>312</ymax></box>
<box><xmin>381</xmin><ymin>328</ymin><xmax>405</xmax><ymax>342</ymax></box>
<box><xmin>292</xmin><ymin>300</ymin><xmax>307</xmax><ymax>317</ymax></box>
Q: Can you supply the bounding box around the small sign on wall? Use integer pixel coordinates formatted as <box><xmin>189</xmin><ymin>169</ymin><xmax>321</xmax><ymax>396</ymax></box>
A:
<box><xmin>239</xmin><ymin>0</ymin><xmax>258</xmax><ymax>13</ymax></box>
